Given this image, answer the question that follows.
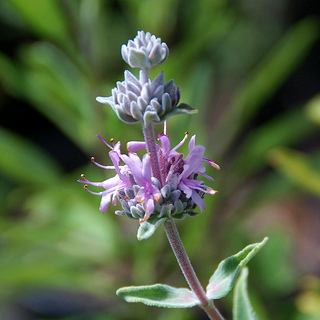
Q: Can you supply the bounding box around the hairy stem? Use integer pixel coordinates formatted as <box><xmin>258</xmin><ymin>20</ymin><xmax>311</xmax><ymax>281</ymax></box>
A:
<box><xmin>139</xmin><ymin>73</ymin><xmax>223</xmax><ymax>319</ymax></box>
<box><xmin>142</xmin><ymin>123</ymin><xmax>164</xmax><ymax>186</ymax></box>
<box><xmin>164</xmin><ymin>219</ymin><xmax>225</xmax><ymax>320</ymax></box>
<box><xmin>140</xmin><ymin>67</ymin><xmax>149</xmax><ymax>84</ymax></box>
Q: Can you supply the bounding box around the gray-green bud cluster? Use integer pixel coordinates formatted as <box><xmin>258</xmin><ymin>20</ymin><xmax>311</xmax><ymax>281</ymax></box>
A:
<box><xmin>96</xmin><ymin>70</ymin><xmax>196</xmax><ymax>126</ymax></box>
<box><xmin>121</xmin><ymin>31</ymin><xmax>169</xmax><ymax>69</ymax></box>
<box><xmin>96</xmin><ymin>31</ymin><xmax>197</xmax><ymax>126</ymax></box>
<box><xmin>116</xmin><ymin>176</ymin><xmax>200</xmax><ymax>221</ymax></box>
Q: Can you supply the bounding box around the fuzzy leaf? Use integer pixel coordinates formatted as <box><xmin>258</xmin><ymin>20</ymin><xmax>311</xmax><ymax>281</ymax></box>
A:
<box><xmin>161</xmin><ymin>103</ymin><xmax>198</xmax><ymax>121</ymax></box>
<box><xmin>116</xmin><ymin>284</ymin><xmax>200</xmax><ymax>308</ymax></box>
<box><xmin>137</xmin><ymin>217</ymin><xmax>167</xmax><ymax>241</ymax></box>
<box><xmin>233</xmin><ymin>267</ymin><xmax>259</xmax><ymax>320</ymax></box>
<box><xmin>206</xmin><ymin>237</ymin><xmax>268</xmax><ymax>300</ymax></box>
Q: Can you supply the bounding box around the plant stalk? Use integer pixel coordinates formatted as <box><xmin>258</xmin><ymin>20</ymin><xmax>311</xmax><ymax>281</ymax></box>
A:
<box><xmin>164</xmin><ymin>219</ymin><xmax>225</xmax><ymax>320</ymax></box>
<box><xmin>141</xmin><ymin>86</ymin><xmax>224</xmax><ymax>320</ymax></box>
<box><xmin>142</xmin><ymin>123</ymin><xmax>164</xmax><ymax>186</ymax></box>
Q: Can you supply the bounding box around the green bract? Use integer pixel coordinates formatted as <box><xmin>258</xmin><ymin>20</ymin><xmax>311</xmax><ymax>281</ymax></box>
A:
<box><xmin>137</xmin><ymin>217</ymin><xmax>168</xmax><ymax>241</ymax></box>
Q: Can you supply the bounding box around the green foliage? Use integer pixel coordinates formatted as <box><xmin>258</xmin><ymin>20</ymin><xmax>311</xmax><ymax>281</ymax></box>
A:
<box><xmin>0</xmin><ymin>127</ymin><xmax>61</xmax><ymax>185</ymax></box>
<box><xmin>117</xmin><ymin>239</ymin><xmax>267</xmax><ymax>311</ymax></box>
<box><xmin>117</xmin><ymin>284</ymin><xmax>199</xmax><ymax>308</ymax></box>
<box><xmin>6</xmin><ymin>0</ymin><xmax>70</xmax><ymax>43</ymax></box>
<box><xmin>213</xmin><ymin>17</ymin><xmax>320</xmax><ymax>155</ymax></box>
<box><xmin>233</xmin><ymin>268</ymin><xmax>259</xmax><ymax>320</ymax></box>
<box><xmin>206</xmin><ymin>238</ymin><xmax>268</xmax><ymax>300</ymax></box>
<box><xmin>137</xmin><ymin>217</ymin><xmax>167</xmax><ymax>240</ymax></box>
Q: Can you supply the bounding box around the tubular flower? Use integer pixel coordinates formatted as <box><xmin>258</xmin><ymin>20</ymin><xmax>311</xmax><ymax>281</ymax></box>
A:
<box><xmin>121</xmin><ymin>31</ymin><xmax>169</xmax><ymax>69</ymax></box>
<box><xmin>79</xmin><ymin>133</ymin><xmax>219</xmax><ymax>224</ymax></box>
<box><xmin>96</xmin><ymin>71</ymin><xmax>196</xmax><ymax>126</ymax></box>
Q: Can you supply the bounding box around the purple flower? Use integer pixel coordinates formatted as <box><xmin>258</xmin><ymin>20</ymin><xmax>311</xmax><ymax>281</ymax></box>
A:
<box><xmin>79</xmin><ymin>133</ymin><xmax>219</xmax><ymax>223</ymax></box>
<box><xmin>178</xmin><ymin>135</ymin><xmax>219</xmax><ymax>211</ymax></box>
<box><xmin>78</xmin><ymin>136</ymin><xmax>161</xmax><ymax>222</ymax></box>
<box><xmin>121</xmin><ymin>153</ymin><xmax>161</xmax><ymax>222</ymax></box>
<box><xmin>128</xmin><ymin>132</ymin><xmax>219</xmax><ymax>213</ymax></box>
<box><xmin>78</xmin><ymin>137</ymin><xmax>131</xmax><ymax>213</ymax></box>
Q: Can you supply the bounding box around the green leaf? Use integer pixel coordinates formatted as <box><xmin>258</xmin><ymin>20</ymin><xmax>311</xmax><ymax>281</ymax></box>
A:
<box><xmin>116</xmin><ymin>284</ymin><xmax>200</xmax><ymax>308</ymax></box>
<box><xmin>161</xmin><ymin>103</ymin><xmax>198</xmax><ymax>121</ymax></box>
<box><xmin>206</xmin><ymin>237</ymin><xmax>268</xmax><ymax>300</ymax></box>
<box><xmin>233</xmin><ymin>267</ymin><xmax>259</xmax><ymax>320</ymax></box>
<box><xmin>137</xmin><ymin>217</ymin><xmax>167</xmax><ymax>241</ymax></box>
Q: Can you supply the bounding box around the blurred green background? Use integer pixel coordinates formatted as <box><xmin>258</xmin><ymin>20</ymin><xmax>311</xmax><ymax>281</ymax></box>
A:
<box><xmin>0</xmin><ymin>0</ymin><xmax>320</xmax><ymax>319</ymax></box>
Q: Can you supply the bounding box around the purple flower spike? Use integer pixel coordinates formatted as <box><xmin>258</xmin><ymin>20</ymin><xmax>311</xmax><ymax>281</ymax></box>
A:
<box><xmin>79</xmin><ymin>133</ymin><xmax>218</xmax><ymax>230</ymax></box>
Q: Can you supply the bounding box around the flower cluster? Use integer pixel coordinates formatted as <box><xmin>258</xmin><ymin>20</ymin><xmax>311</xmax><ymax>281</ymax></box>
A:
<box><xmin>96</xmin><ymin>71</ymin><xmax>185</xmax><ymax>126</ymax></box>
<box><xmin>81</xmin><ymin>31</ymin><xmax>219</xmax><ymax>240</ymax></box>
<box><xmin>78</xmin><ymin>133</ymin><xmax>219</xmax><ymax>223</ymax></box>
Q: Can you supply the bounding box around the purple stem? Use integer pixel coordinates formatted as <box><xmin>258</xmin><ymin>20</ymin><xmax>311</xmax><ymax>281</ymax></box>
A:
<box><xmin>142</xmin><ymin>123</ymin><xmax>164</xmax><ymax>186</ymax></box>
<box><xmin>142</xmin><ymin>121</ymin><xmax>224</xmax><ymax>319</ymax></box>
<box><xmin>164</xmin><ymin>219</ymin><xmax>225</xmax><ymax>320</ymax></box>
<box><xmin>140</xmin><ymin>68</ymin><xmax>224</xmax><ymax>319</ymax></box>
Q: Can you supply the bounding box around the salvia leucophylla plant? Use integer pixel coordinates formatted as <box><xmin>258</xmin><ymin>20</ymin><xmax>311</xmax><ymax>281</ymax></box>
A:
<box><xmin>79</xmin><ymin>31</ymin><xmax>268</xmax><ymax>320</ymax></box>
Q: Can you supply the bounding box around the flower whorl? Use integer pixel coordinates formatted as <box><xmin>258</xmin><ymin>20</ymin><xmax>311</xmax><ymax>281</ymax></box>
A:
<box><xmin>96</xmin><ymin>71</ymin><xmax>184</xmax><ymax>125</ymax></box>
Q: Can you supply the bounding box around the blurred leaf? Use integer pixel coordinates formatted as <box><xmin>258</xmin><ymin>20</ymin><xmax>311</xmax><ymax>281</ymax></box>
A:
<box><xmin>233</xmin><ymin>108</ymin><xmax>317</xmax><ymax>178</ymax></box>
<box><xmin>116</xmin><ymin>284</ymin><xmax>200</xmax><ymax>308</ymax></box>
<box><xmin>215</xmin><ymin>17</ymin><xmax>320</xmax><ymax>154</ymax></box>
<box><xmin>306</xmin><ymin>94</ymin><xmax>320</xmax><ymax>126</ymax></box>
<box><xmin>137</xmin><ymin>217</ymin><xmax>167</xmax><ymax>241</ymax></box>
<box><xmin>233</xmin><ymin>267</ymin><xmax>259</xmax><ymax>320</ymax></box>
<box><xmin>6</xmin><ymin>0</ymin><xmax>70</xmax><ymax>44</ymax></box>
<box><xmin>0</xmin><ymin>52</ymin><xmax>22</xmax><ymax>95</ymax></box>
<box><xmin>269</xmin><ymin>147</ymin><xmax>320</xmax><ymax>197</ymax></box>
<box><xmin>206</xmin><ymin>237</ymin><xmax>268</xmax><ymax>300</ymax></box>
<box><xmin>19</xmin><ymin>42</ymin><xmax>97</xmax><ymax>151</ymax></box>
<box><xmin>0</xmin><ymin>127</ymin><xmax>61</xmax><ymax>185</ymax></box>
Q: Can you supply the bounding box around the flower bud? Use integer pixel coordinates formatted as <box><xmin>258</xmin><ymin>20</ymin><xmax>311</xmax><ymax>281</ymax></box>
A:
<box><xmin>96</xmin><ymin>71</ymin><xmax>197</xmax><ymax>126</ymax></box>
<box><xmin>121</xmin><ymin>31</ymin><xmax>169</xmax><ymax>69</ymax></box>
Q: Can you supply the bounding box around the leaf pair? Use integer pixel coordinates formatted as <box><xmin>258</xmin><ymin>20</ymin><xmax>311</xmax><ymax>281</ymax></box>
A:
<box><xmin>117</xmin><ymin>237</ymin><xmax>268</xmax><ymax>312</ymax></box>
